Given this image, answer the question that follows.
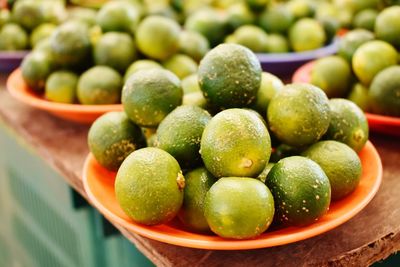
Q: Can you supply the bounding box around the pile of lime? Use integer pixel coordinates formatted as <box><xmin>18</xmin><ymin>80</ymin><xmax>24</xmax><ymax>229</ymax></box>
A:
<box><xmin>88</xmin><ymin>43</ymin><xmax>367</xmax><ymax>239</ymax></box>
<box><xmin>308</xmin><ymin>5</ymin><xmax>400</xmax><ymax>117</ymax></box>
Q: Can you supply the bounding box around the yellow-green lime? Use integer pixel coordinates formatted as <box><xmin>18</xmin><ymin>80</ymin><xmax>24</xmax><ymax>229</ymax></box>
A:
<box><xmin>266</xmin><ymin>156</ymin><xmax>331</xmax><ymax>226</ymax></box>
<box><xmin>136</xmin><ymin>16</ymin><xmax>181</xmax><ymax>60</ymax></box>
<box><xmin>259</xmin><ymin>5</ymin><xmax>294</xmax><ymax>34</ymax></box>
<box><xmin>182</xmin><ymin>92</ymin><xmax>208</xmax><ymax>109</ymax></box>
<box><xmin>21</xmin><ymin>51</ymin><xmax>54</xmax><ymax>91</ymax></box>
<box><xmin>182</xmin><ymin>74</ymin><xmax>201</xmax><ymax>94</ymax></box>
<box><xmin>0</xmin><ymin>23</ymin><xmax>28</xmax><ymax>50</ymax></box>
<box><xmin>226</xmin><ymin>2</ymin><xmax>256</xmax><ymax>30</ymax></box>
<box><xmin>337</xmin><ymin>29</ymin><xmax>374</xmax><ymax>62</ymax></box>
<box><xmin>122</xmin><ymin>69</ymin><xmax>183</xmax><ymax>127</ymax></box>
<box><xmin>204</xmin><ymin>177</ymin><xmax>274</xmax><ymax>239</ymax></box>
<box><xmin>178</xmin><ymin>30</ymin><xmax>210</xmax><ymax>62</ymax></box>
<box><xmin>375</xmin><ymin>6</ymin><xmax>400</xmax><ymax>47</ymax></box>
<box><xmin>198</xmin><ymin>43</ymin><xmax>262</xmax><ymax>109</ymax></box>
<box><xmin>289</xmin><ymin>18</ymin><xmax>326</xmax><ymax>52</ymax></box>
<box><xmin>252</xmin><ymin>72</ymin><xmax>284</xmax><ymax>116</ymax></box>
<box><xmin>30</xmin><ymin>23</ymin><xmax>57</xmax><ymax>48</ymax></box>
<box><xmin>200</xmin><ymin>108</ymin><xmax>271</xmax><ymax>178</ymax></box>
<box><xmin>11</xmin><ymin>0</ymin><xmax>42</xmax><ymax>31</ymax></box>
<box><xmin>325</xmin><ymin>98</ymin><xmax>369</xmax><ymax>152</ymax></box>
<box><xmin>77</xmin><ymin>66</ymin><xmax>122</xmax><ymax>105</ymax></box>
<box><xmin>88</xmin><ymin>111</ymin><xmax>146</xmax><ymax>171</ymax></box>
<box><xmin>115</xmin><ymin>147</ymin><xmax>185</xmax><ymax>225</ymax></box>
<box><xmin>156</xmin><ymin>105</ymin><xmax>212</xmax><ymax>168</ymax></box>
<box><xmin>0</xmin><ymin>9</ymin><xmax>10</xmax><ymax>28</ymax></box>
<box><xmin>67</xmin><ymin>7</ymin><xmax>98</xmax><ymax>26</ymax></box>
<box><xmin>353</xmin><ymin>9</ymin><xmax>378</xmax><ymax>31</ymax></box>
<box><xmin>96</xmin><ymin>1</ymin><xmax>140</xmax><ymax>34</ymax></box>
<box><xmin>124</xmin><ymin>60</ymin><xmax>162</xmax><ymax>83</ymax></box>
<box><xmin>267</xmin><ymin>83</ymin><xmax>331</xmax><ymax>147</ymax></box>
<box><xmin>178</xmin><ymin>167</ymin><xmax>217</xmax><ymax>232</ymax></box>
<box><xmin>286</xmin><ymin>0</ymin><xmax>315</xmax><ymax>19</ymax></box>
<box><xmin>302</xmin><ymin>140</ymin><xmax>362</xmax><ymax>200</ymax></box>
<box><xmin>265</xmin><ymin>34</ymin><xmax>289</xmax><ymax>53</ymax></box>
<box><xmin>347</xmin><ymin>83</ymin><xmax>370</xmax><ymax>111</ymax></box>
<box><xmin>45</xmin><ymin>71</ymin><xmax>78</xmax><ymax>104</ymax></box>
<box><xmin>231</xmin><ymin>25</ymin><xmax>269</xmax><ymax>53</ymax></box>
<box><xmin>163</xmin><ymin>54</ymin><xmax>198</xmax><ymax>79</ymax></box>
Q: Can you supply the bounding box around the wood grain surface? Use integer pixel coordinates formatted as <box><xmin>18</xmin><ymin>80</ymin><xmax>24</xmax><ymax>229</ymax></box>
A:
<box><xmin>0</xmin><ymin>74</ymin><xmax>399</xmax><ymax>266</ymax></box>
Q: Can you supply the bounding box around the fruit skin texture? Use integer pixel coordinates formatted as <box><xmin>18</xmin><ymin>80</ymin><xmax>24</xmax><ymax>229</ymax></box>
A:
<box><xmin>198</xmin><ymin>43</ymin><xmax>262</xmax><ymax>109</ymax></box>
<box><xmin>352</xmin><ymin>40</ymin><xmax>397</xmax><ymax>85</ymax></box>
<box><xmin>375</xmin><ymin>6</ymin><xmax>400</xmax><ymax>47</ymax></box>
<box><xmin>94</xmin><ymin>32</ymin><xmax>137</xmax><ymax>73</ymax></box>
<box><xmin>115</xmin><ymin>147</ymin><xmax>185</xmax><ymax>225</ymax></box>
<box><xmin>369</xmin><ymin>66</ymin><xmax>400</xmax><ymax>117</ymax></box>
<box><xmin>157</xmin><ymin>105</ymin><xmax>211</xmax><ymax>168</ymax></box>
<box><xmin>88</xmin><ymin>112</ymin><xmax>146</xmax><ymax>171</ymax></box>
<box><xmin>302</xmin><ymin>141</ymin><xmax>362</xmax><ymax>200</ymax></box>
<box><xmin>200</xmin><ymin>109</ymin><xmax>271</xmax><ymax>178</ymax></box>
<box><xmin>266</xmin><ymin>156</ymin><xmax>331</xmax><ymax>226</ymax></box>
<box><xmin>267</xmin><ymin>83</ymin><xmax>331</xmax><ymax>147</ymax></box>
<box><xmin>289</xmin><ymin>18</ymin><xmax>326</xmax><ymax>52</ymax></box>
<box><xmin>325</xmin><ymin>98</ymin><xmax>369</xmax><ymax>152</ymax></box>
<box><xmin>136</xmin><ymin>16</ymin><xmax>181</xmax><ymax>60</ymax></box>
<box><xmin>204</xmin><ymin>177</ymin><xmax>275</xmax><ymax>239</ymax></box>
<box><xmin>178</xmin><ymin>167</ymin><xmax>217</xmax><ymax>232</ymax></box>
<box><xmin>310</xmin><ymin>56</ymin><xmax>352</xmax><ymax>98</ymax></box>
<box><xmin>77</xmin><ymin>66</ymin><xmax>122</xmax><ymax>105</ymax></box>
<box><xmin>122</xmin><ymin>68</ymin><xmax>183</xmax><ymax>127</ymax></box>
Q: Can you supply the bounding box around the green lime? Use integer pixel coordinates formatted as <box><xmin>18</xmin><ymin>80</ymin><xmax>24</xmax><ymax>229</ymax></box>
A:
<box><xmin>302</xmin><ymin>140</ymin><xmax>362</xmax><ymax>200</ymax></box>
<box><xmin>67</xmin><ymin>7</ymin><xmax>98</xmax><ymax>26</ymax></box>
<box><xmin>204</xmin><ymin>177</ymin><xmax>274</xmax><ymax>239</ymax></box>
<box><xmin>352</xmin><ymin>40</ymin><xmax>397</xmax><ymax>85</ymax></box>
<box><xmin>30</xmin><ymin>23</ymin><xmax>57</xmax><ymax>48</ymax></box>
<box><xmin>267</xmin><ymin>83</ymin><xmax>331</xmax><ymax>147</ymax></box>
<box><xmin>337</xmin><ymin>29</ymin><xmax>375</xmax><ymax>63</ymax></box>
<box><xmin>77</xmin><ymin>66</ymin><xmax>122</xmax><ymax>105</ymax></box>
<box><xmin>88</xmin><ymin>111</ymin><xmax>146</xmax><ymax>171</ymax></box>
<box><xmin>0</xmin><ymin>9</ymin><xmax>10</xmax><ymax>28</ymax></box>
<box><xmin>94</xmin><ymin>32</ymin><xmax>137</xmax><ymax>73</ymax></box>
<box><xmin>178</xmin><ymin>167</ymin><xmax>217</xmax><ymax>232</ymax></box>
<box><xmin>178</xmin><ymin>30</ymin><xmax>210</xmax><ymax>62</ymax></box>
<box><xmin>198</xmin><ymin>43</ymin><xmax>262</xmax><ymax>109</ymax></box>
<box><xmin>21</xmin><ymin>51</ymin><xmax>54</xmax><ymax>91</ymax></box>
<box><xmin>136</xmin><ymin>16</ymin><xmax>181</xmax><ymax>60</ymax></box>
<box><xmin>226</xmin><ymin>2</ymin><xmax>256</xmax><ymax>30</ymax></box>
<box><xmin>156</xmin><ymin>105</ymin><xmax>212</xmax><ymax>168</ymax></box>
<box><xmin>325</xmin><ymin>98</ymin><xmax>369</xmax><ymax>152</ymax></box>
<box><xmin>347</xmin><ymin>83</ymin><xmax>370</xmax><ymax>111</ymax></box>
<box><xmin>349</xmin><ymin>0</ymin><xmax>379</xmax><ymax>13</ymax></box>
<box><xmin>96</xmin><ymin>1</ymin><xmax>140</xmax><ymax>34</ymax></box>
<box><xmin>353</xmin><ymin>9</ymin><xmax>378</xmax><ymax>31</ymax></box>
<box><xmin>163</xmin><ymin>54</ymin><xmax>198</xmax><ymax>79</ymax></box>
<box><xmin>289</xmin><ymin>18</ymin><xmax>326</xmax><ymax>52</ymax></box>
<box><xmin>369</xmin><ymin>66</ymin><xmax>400</xmax><ymax>116</ymax></box>
<box><xmin>231</xmin><ymin>25</ymin><xmax>269</xmax><ymax>53</ymax></box>
<box><xmin>124</xmin><ymin>60</ymin><xmax>162</xmax><ymax>83</ymax></box>
<box><xmin>11</xmin><ymin>0</ymin><xmax>42</xmax><ymax>31</ymax></box>
<box><xmin>266</xmin><ymin>156</ymin><xmax>331</xmax><ymax>226</ymax></box>
<box><xmin>200</xmin><ymin>109</ymin><xmax>271</xmax><ymax>178</ymax></box>
<box><xmin>45</xmin><ymin>71</ymin><xmax>78</xmax><ymax>104</ymax></box>
<box><xmin>286</xmin><ymin>0</ymin><xmax>315</xmax><ymax>19</ymax></box>
<box><xmin>115</xmin><ymin>147</ymin><xmax>185</xmax><ymax>225</ymax></box>
<box><xmin>375</xmin><ymin>6</ymin><xmax>400</xmax><ymax>47</ymax></box>
<box><xmin>0</xmin><ymin>23</ymin><xmax>28</xmax><ymax>51</ymax></box>
<box><xmin>122</xmin><ymin>68</ymin><xmax>183</xmax><ymax>127</ymax></box>
<box><xmin>252</xmin><ymin>72</ymin><xmax>284</xmax><ymax>116</ymax></box>
<box><xmin>259</xmin><ymin>5</ymin><xmax>294</xmax><ymax>34</ymax></box>
<box><xmin>265</xmin><ymin>34</ymin><xmax>290</xmax><ymax>53</ymax></box>
<box><xmin>310</xmin><ymin>56</ymin><xmax>352</xmax><ymax>98</ymax></box>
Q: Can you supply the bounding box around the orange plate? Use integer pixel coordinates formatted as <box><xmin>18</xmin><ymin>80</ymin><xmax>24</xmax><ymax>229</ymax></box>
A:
<box><xmin>82</xmin><ymin>141</ymin><xmax>382</xmax><ymax>250</ymax></box>
<box><xmin>292</xmin><ymin>61</ymin><xmax>400</xmax><ymax>136</ymax></box>
<box><xmin>6</xmin><ymin>68</ymin><xmax>122</xmax><ymax>124</ymax></box>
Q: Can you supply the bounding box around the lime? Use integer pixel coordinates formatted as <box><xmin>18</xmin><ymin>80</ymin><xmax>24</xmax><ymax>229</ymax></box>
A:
<box><xmin>182</xmin><ymin>92</ymin><xmax>208</xmax><ymax>109</ymax></box>
<box><xmin>252</xmin><ymin>72</ymin><xmax>284</xmax><ymax>116</ymax></box>
<box><xmin>302</xmin><ymin>140</ymin><xmax>362</xmax><ymax>200</ymax></box>
<box><xmin>94</xmin><ymin>32</ymin><xmax>137</xmax><ymax>73</ymax></box>
<box><xmin>178</xmin><ymin>167</ymin><xmax>217</xmax><ymax>232</ymax></box>
<box><xmin>67</xmin><ymin>7</ymin><xmax>98</xmax><ymax>26</ymax></box>
<box><xmin>21</xmin><ymin>51</ymin><xmax>54</xmax><ymax>91</ymax></box>
<box><xmin>204</xmin><ymin>177</ymin><xmax>274</xmax><ymax>239</ymax></box>
<box><xmin>289</xmin><ymin>18</ymin><xmax>326</xmax><ymax>52</ymax></box>
<box><xmin>266</xmin><ymin>156</ymin><xmax>331</xmax><ymax>226</ymax></box>
<box><xmin>77</xmin><ymin>66</ymin><xmax>122</xmax><ymax>105</ymax></box>
<box><xmin>325</xmin><ymin>98</ymin><xmax>369</xmax><ymax>152</ymax></box>
<box><xmin>88</xmin><ymin>111</ymin><xmax>146</xmax><ymax>171</ymax></box>
<box><xmin>349</xmin><ymin>0</ymin><xmax>379</xmax><ymax>13</ymax></box>
<box><xmin>198</xmin><ymin>43</ymin><xmax>262</xmax><ymax>109</ymax></box>
<box><xmin>156</xmin><ymin>105</ymin><xmax>212</xmax><ymax>168</ymax></box>
<box><xmin>11</xmin><ymin>0</ymin><xmax>42</xmax><ymax>31</ymax></box>
<box><xmin>45</xmin><ymin>71</ymin><xmax>78</xmax><ymax>104</ymax></box>
<box><xmin>115</xmin><ymin>147</ymin><xmax>185</xmax><ymax>225</ymax></box>
<box><xmin>0</xmin><ymin>23</ymin><xmax>28</xmax><ymax>51</ymax></box>
<box><xmin>267</xmin><ymin>83</ymin><xmax>331</xmax><ymax>147</ymax></box>
<box><xmin>353</xmin><ymin>9</ymin><xmax>378</xmax><ymax>31</ymax></box>
<box><xmin>310</xmin><ymin>56</ymin><xmax>352</xmax><ymax>98</ymax></box>
<box><xmin>337</xmin><ymin>29</ymin><xmax>374</xmax><ymax>63</ymax></box>
<box><xmin>0</xmin><ymin>9</ymin><xmax>10</xmax><ymax>28</ymax></box>
<box><xmin>178</xmin><ymin>30</ymin><xmax>210</xmax><ymax>62</ymax></box>
<box><xmin>96</xmin><ymin>1</ymin><xmax>140</xmax><ymax>34</ymax></box>
<box><xmin>136</xmin><ymin>16</ymin><xmax>181</xmax><ymax>60</ymax></box>
<box><xmin>30</xmin><ymin>23</ymin><xmax>57</xmax><ymax>48</ymax></box>
<box><xmin>347</xmin><ymin>83</ymin><xmax>370</xmax><ymax>111</ymax></box>
<box><xmin>226</xmin><ymin>2</ymin><xmax>256</xmax><ymax>30</ymax></box>
<box><xmin>231</xmin><ymin>25</ymin><xmax>268</xmax><ymax>53</ymax></box>
<box><xmin>286</xmin><ymin>0</ymin><xmax>315</xmax><ymax>19</ymax></box>
<box><xmin>163</xmin><ymin>54</ymin><xmax>198</xmax><ymax>79</ymax></box>
<box><xmin>200</xmin><ymin>109</ymin><xmax>271</xmax><ymax>178</ymax></box>
<box><xmin>122</xmin><ymin>69</ymin><xmax>183</xmax><ymax>127</ymax></box>
<box><xmin>352</xmin><ymin>40</ymin><xmax>397</xmax><ymax>85</ymax></box>
<box><xmin>259</xmin><ymin>5</ymin><xmax>294</xmax><ymax>34</ymax></box>
<box><xmin>265</xmin><ymin>34</ymin><xmax>290</xmax><ymax>53</ymax></box>
<box><xmin>182</xmin><ymin>74</ymin><xmax>201</xmax><ymax>94</ymax></box>
<box><xmin>124</xmin><ymin>60</ymin><xmax>162</xmax><ymax>83</ymax></box>
<box><xmin>375</xmin><ymin>6</ymin><xmax>400</xmax><ymax>47</ymax></box>
<box><xmin>369</xmin><ymin>66</ymin><xmax>400</xmax><ymax>116</ymax></box>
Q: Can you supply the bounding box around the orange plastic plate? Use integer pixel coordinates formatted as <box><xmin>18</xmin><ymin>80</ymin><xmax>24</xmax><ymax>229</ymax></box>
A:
<box><xmin>82</xmin><ymin>141</ymin><xmax>382</xmax><ymax>250</ymax></box>
<box><xmin>292</xmin><ymin>61</ymin><xmax>400</xmax><ymax>136</ymax></box>
<box><xmin>6</xmin><ymin>68</ymin><xmax>122</xmax><ymax>124</ymax></box>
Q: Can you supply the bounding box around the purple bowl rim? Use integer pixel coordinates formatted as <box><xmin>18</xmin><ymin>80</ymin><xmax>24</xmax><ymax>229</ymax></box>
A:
<box><xmin>256</xmin><ymin>38</ymin><xmax>339</xmax><ymax>63</ymax></box>
<box><xmin>0</xmin><ymin>50</ymin><xmax>30</xmax><ymax>60</ymax></box>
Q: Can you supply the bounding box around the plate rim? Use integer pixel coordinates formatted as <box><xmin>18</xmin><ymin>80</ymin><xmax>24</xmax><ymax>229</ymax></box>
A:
<box><xmin>82</xmin><ymin>141</ymin><xmax>382</xmax><ymax>250</ymax></box>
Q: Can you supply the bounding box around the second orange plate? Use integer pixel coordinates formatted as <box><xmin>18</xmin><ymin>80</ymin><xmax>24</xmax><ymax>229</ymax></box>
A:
<box><xmin>83</xmin><ymin>141</ymin><xmax>382</xmax><ymax>250</ymax></box>
<box><xmin>6</xmin><ymin>68</ymin><xmax>123</xmax><ymax>124</ymax></box>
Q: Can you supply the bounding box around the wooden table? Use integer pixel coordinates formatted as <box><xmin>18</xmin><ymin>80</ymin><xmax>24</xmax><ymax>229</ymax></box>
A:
<box><xmin>0</xmin><ymin>74</ymin><xmax>399</xmax><ymax>267</ymax></box>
